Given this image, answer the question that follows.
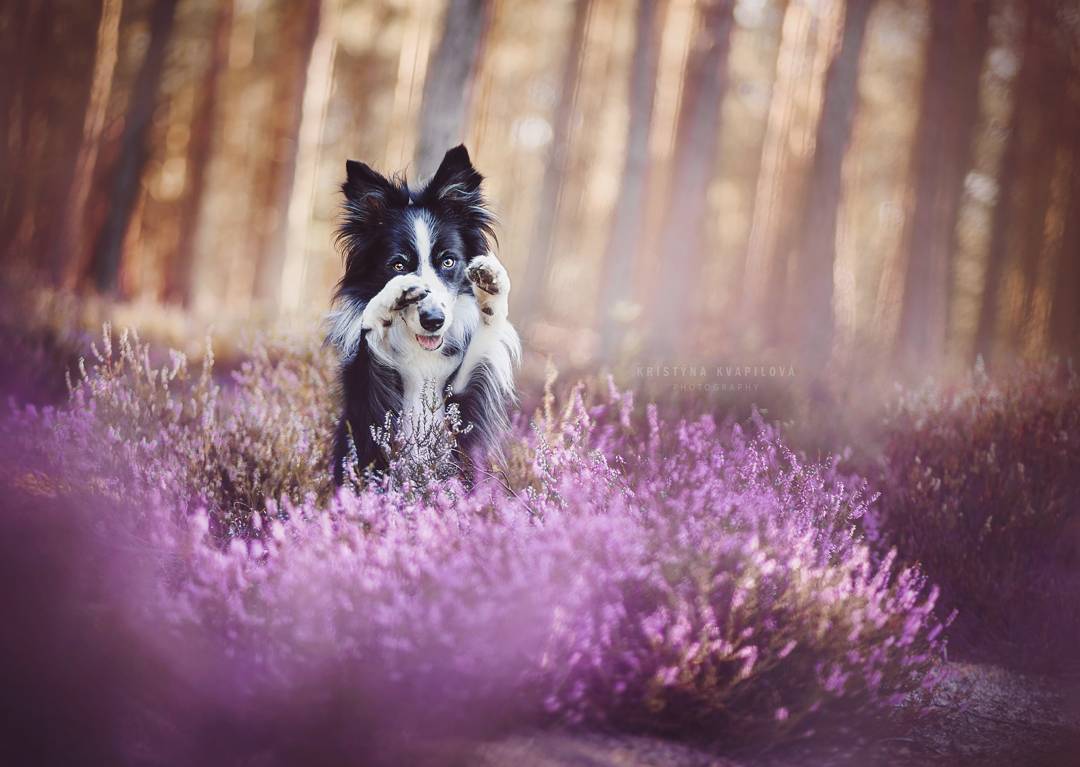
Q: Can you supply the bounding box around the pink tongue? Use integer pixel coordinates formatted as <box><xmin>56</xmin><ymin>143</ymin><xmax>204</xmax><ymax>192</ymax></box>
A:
<box><xmin>417</xmin><ymin>334</ymin><xmax>441</xmax><ymax>350</ymax></box>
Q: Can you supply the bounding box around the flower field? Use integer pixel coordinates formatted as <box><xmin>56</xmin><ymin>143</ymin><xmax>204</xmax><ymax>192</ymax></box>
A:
<box><xmin>1</xmin><ymin>321</ymin><xmax>1076</xmax><ymax>765</ymax></box>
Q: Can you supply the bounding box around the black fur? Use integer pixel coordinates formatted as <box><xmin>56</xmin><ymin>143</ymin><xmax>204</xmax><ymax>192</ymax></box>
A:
<box><xmin>331</xmin><ymin>341</ymin><xmax>402</xmax><ymax>485</ymax></box>
<box><xmin>334</xmin><ymin>146</ymin><xmax>494</xmax><ymax>314</ymax></box>
<box><xmin>330</xmin><ymin>146</ymin><xmax>513</xmax><ymax>485</ymax></box>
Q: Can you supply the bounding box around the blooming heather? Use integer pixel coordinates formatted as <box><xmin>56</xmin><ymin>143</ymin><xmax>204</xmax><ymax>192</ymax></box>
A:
<box><xmin>0</xmin><ymin>327</ymin><xmax>947</xmax><ymax>761</ymax></box>
<box><xmin>865</xmin><ymin>360</ymin><xmax>1080</xmax><ymax>672</ymax></box>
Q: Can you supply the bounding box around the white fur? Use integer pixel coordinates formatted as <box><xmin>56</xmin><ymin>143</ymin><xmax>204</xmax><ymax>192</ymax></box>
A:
<box><xmin>388</xmin><ymin>293</ymin><xmax>478</xmax><ymax>414</ymax></box>
<box><xmin>326</xmin><ymin>295</ymin><xmax>367</xmax><ymax>361</ymax></box>
<box><xmin>412</xmin><ymin>212</ymin><xmax>453</xmax><ymax>323</ymax></box>
<box><xmin>328</xmin><ymin>251</ymin><xmax>518</xmax><ymax>424</ymax></box>
<box><xmin>451</xmin><ymin>253</ymin><xmax>520</xmax><ymax>399</ymax></box>
<box><xmin>413</xmin><ymin>212</ymin><xmax>433</xmax><ymax>262</ymax></box>
<box><xmin>327</xmin><ymin>273</ymin><xmax>427</xmax><ymax>362</ymax></box>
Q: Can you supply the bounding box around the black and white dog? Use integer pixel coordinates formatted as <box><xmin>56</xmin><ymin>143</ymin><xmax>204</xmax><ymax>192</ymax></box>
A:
<box><xmin>328</xmin><ymin>145</ymin><xmax>520</xmax><ymax>484</ymax></box>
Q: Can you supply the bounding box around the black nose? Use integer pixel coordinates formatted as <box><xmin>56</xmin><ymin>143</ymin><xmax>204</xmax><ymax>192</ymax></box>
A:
<box><xmin>418</xmin><ymin>306</ymin><xmax>445</xmax><ymax>332</ymax></box>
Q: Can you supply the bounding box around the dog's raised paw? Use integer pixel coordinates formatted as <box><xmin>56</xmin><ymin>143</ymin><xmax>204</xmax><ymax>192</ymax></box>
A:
<box><xmin>467</xmin><ymin>255</ymin><xmax>508</xmax><ymax>296</ymax></box>
<box><xmin>390</xmin><ymin>277</ymin><xmax>430</xmax><ymax>311</ymax></box>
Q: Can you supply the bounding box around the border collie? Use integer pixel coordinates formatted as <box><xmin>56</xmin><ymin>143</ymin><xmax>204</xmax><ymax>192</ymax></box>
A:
<box><xmin>327</xmin><ymin>145</ymin><xmax>520</xmax><ymax>484</ymax></box>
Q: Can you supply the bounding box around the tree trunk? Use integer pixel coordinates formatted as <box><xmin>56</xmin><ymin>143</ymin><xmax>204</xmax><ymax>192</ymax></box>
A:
<box><xmin>598</xmin><ymin>0</ymin><xmax>666</xmax><ymax>362</ymax></box>
<box><xmin>1048</xmin><ymin>78</ymin><xmax>1080</xmax><ymax>355</ymax></box>
<box><xmin>648</xmin><ymin>0</ymin><xmax>736</xmax><ymax>354</ymax></box>
<box><xmin>1012</xmin><ymin>4</ymin><xmax>1073</xmax><ymax>353</ymax></box>
<box><xmin>896</xmin><ymin>0</ymin><xmax>989</xmax><ymax>371</ymax></box>
<box><xmin>0</xmin><ymin>1</ymin><xmax>32</xmax><ymax>239</ymax></box>
<box><xmin>789</xmin><ymin>0</ymin><xmax>875</xmax><ymax>370</ymax></box>
<box><xmin>974</xmin><ymin>2</ymin><xmax>1053</xmax><ymax>364</ymax></box>
<box><xmin>519</xmin><ymin>0</ymin><xmax>593</xmax><ymax>325</ymax></box>
<box><xmin>414</xmin><ymin>0</ymin><xmax>492</xmax><ymax>181</ymax></box>
<box><xmin>741</xmin><ymin>0</ymin><xmax>844</xmax><ymax>348</ymax></box>
<box><xmin>251</xmin><ymin>1</ymin><xmax>322</xmax><ymax>308</ymax></box>
<box><xmin>162</xmin><ymin>0</ymin><xmax>233</xmax><ymax>306</ymax></box>
<box><xmin>279</xmin><ymin>0</ymin><xmax>341</xmax><ymax>314</ymax></box>
<box><xmin>54</xmin><ymin>0</ymin><xmax>123</xmax><ymax>288</ymax></box>
<box><xmin>1049</xmin><ymin>151</ymin><xmax>1080</xmax><ymax>355</ymax></box>
<box><xmin>0</xmin><ymin>0</ymin><xmax>54</xmax><ymax>253</ymax></box>
<box><xmin>90</xmin><ymin>0</ymin><xmax>179</xmax><ymax>295</ymax></box>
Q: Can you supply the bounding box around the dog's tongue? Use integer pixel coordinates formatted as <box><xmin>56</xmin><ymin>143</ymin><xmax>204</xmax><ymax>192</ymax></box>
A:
<box><xmin>416</xmin><ymin>334</ymin><xmax>442</xmax><ymax>351</ymax></box>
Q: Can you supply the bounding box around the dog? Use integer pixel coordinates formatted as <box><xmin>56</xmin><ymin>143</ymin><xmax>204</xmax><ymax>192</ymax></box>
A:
<box><xmin>327</xmin><ymin>145</ymin><xmax>520</xmax><ymax>484</ymax></box>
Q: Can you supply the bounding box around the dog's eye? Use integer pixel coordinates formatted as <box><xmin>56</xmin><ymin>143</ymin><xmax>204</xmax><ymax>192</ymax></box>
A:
<box><xmin>392</xmin><ymin>261</ymin><xmax>406</xmax><ymax>272</ymax></box>
<box><xmin>441</xmin><ymin>256</ymin><xmax>456</xmax><ymax>269</ymax></box>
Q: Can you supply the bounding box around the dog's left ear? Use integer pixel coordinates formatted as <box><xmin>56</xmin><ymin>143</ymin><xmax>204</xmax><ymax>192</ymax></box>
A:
<box><xmin>423</xmin><ymin>145</ymin><xmax>484</xmax><ymax>205</ymax></box>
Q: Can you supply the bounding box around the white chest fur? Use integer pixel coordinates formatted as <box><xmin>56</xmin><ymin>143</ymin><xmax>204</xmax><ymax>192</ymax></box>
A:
<box><xmin>379</xmin><ymin>291</ymin><xmax>480</xmax><ymax>416</ymax></box>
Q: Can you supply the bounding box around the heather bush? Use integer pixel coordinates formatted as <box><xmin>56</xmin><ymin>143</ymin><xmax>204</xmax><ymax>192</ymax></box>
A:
<box><xmin>17</xmin><ymin>324</ymin><xmax>338</xmax><ymax>535</ymax></box>
<box><xmin>0</xmin><ymin>288</ymin><xmax>90</xmax><ymax>405</ymax></box>
<box><xmin>0</xmin><ymin>327</ymin><xmax>948</xmax><ymax>760</ymax></box>
<box><xmin>526</xmin><ymin>389</ymin><xmax>944</xmax><ymax>736</ymax></box>
<box><xmin>864</xmin><ymin>360</ymin><xmax>1080</xmax><ymax>672</ymax></box>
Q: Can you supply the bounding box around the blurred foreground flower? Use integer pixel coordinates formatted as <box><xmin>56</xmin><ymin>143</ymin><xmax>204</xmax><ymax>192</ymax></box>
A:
<box><xmin>0</xmin><ymin>326</ymin><xmax>947</xmax><ymax>762</ymax></box>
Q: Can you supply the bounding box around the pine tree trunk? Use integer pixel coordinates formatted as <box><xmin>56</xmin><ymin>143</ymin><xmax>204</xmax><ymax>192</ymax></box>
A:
<box><xmin>648</xmin><ymin>0</ymin><xmax>736</xmax><ymax>354</ymax></box>
<box><xmin>0</xmin><ymin>0</ymin><xmax>54</xmax><ymax>253</ymax></box>
<box><xmin>789</xmin><ymin>0</ymin><xmax>875</xmax><ymax>370</ymax></box>
<box><xmin>1048</xmin><ymin>78</ymin><xmax>1080</xmax><ymax>354</ymax></box>
<box><xmin>1010</xmin><ymin>6</ymin><xmax>1070</xmax><ymax>353</ymax></box>
<box><xmin>279</xmin><ymin>0</ymin><xmax>341</xmax><ymax>314</ymax></box>
<box><xmin>519</xmin><ymin>0</ymin><xmax>593</xmax><ymax>325</ymax></box>
<box><xmin>55</xmin><ymin>0</ymin><xmax>123</xmax><ymax>288</ymax></box>
<box><xmin>1049</xmin><ymin>162</ymin><xmax>1080</xmax><ymax>355</ymax></box>
<box><xmin>741</xmin><ymin>0</ymin><xmax>844</xmax><ymax>348</ymax></box>
<box><xmin>414</xmin><ymin>0</ymin><xmax>492</xmax><ymax>181</ymax></box>
<box><xmin>163</xmin><ymin>0</ymin><xmax>233</xmax><ymax>307</ymax></box>
<box><xmin>896</xmin><ymin>0</ymin><xmax>989</xmax><ymax>370</ymax></box>
<box><xmin>974</xmin><ymin>3</ymin><xmax>1052</xmax><ymax>364</ymax></box>
<box><xmin>599</xmin><ymin>0</ymin><xmax>666</xmax><ymax>361</ymax></box>
<box><xmin>90</xmin><ymin>0</ymin><xmax>179</xmax><ymax>295</ymax></box>
<box><xmin>251</xmin><ymin>1</ymin><xmax>322</xmax><ymax>308</ymax></box>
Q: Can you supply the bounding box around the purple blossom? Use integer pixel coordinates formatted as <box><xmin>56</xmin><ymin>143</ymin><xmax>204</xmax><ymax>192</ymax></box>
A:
<box><xmin>863</xmin><ymin>360</ymin><xmax>1080</xmax><ymax>672</ymax></box>
<box><xmin>0</xmin><ymin>326</ymin><xmax>950</xmax><ymax>758</ymax></box>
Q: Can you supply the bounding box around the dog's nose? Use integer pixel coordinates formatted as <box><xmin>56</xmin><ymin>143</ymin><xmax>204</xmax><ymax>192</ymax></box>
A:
<box><xmin>418</xmin><ymin>306</ymin><xmax>445</xmax><ymax>332</ymax></box>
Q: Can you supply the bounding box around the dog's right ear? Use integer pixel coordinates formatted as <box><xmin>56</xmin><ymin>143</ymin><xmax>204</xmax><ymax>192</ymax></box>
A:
<box><xmin>343</xmin><ymin>160</ymin><xmax>394</xmax><ymax>221</ymax></box>
<box><xmin>423</xmin><ymin>145</ymin><xmax>484</xmax><ymax>205</ymax></box>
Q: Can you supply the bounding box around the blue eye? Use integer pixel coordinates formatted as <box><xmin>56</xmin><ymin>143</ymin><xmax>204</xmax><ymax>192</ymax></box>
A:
<box><xmin>441</xmin><ymin>256</ymin><xmax>456</xmax><ymax>269</ymax></box>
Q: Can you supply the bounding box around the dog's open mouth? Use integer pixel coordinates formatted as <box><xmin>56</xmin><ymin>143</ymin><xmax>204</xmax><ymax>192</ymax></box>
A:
<box><xmin>416</xmin><ymin>334</ymin><xmax>443</xmax><ymax>351</ymax></box>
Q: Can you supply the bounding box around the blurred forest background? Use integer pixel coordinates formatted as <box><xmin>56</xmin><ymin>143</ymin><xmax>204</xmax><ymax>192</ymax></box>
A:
<box><xmin>1</xmin><ymin>0</ymin><xmax>1078</xmax><ymax>380</ymax></box>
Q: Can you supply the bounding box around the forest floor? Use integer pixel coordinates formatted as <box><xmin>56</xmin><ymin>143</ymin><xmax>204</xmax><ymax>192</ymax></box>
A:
<box><xmin>463</xmin><ymin>663</ymin><xmax>1080</xmax><ymax>767</ymax></box>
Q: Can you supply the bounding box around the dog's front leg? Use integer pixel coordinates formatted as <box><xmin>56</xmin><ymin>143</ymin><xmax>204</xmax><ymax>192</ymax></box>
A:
<box><xmin>361</xmin><ymin>274</ymin><xmax>429</xmax><ymax>333</ymax></box>
<box><xmin>452</xmin><ymin>254</ymin><xmax>520</xmax><ymax>396</ymax></box>
<box><xmin>467</xmin><ymin>253</ymin><xmax>510</xmax><ymax>325</ymax></box>
<box><xmin>359</xmin><ymin>274</ymin><xmax>429</xmax><ymax>357</ymax></box>
<box><xmin>329</xmin><ymin>275</ymin><xmax>430</xmax><ymax>361</ymax></box>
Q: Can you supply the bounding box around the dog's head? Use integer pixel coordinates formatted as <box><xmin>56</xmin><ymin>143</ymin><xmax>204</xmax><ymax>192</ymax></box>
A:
<box><xmin>334</xmin><ymin>146</ymin><xmax>495</xmax><ymax>353</ymax></box>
